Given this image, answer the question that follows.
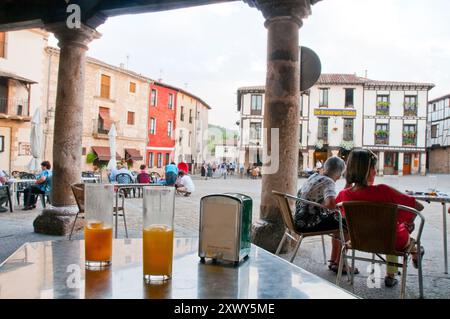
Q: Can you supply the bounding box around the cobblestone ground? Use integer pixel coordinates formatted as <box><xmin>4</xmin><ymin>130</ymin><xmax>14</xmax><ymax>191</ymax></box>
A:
<box><xmin>1</xmin><ymin>174</ymin><xmax>449</xmax><ymax>299</ymax></box>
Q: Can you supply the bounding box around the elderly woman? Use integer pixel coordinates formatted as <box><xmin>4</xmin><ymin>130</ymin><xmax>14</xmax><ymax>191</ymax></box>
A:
<box><xmin>295</xmin><ymin>156</ymin><xmax>348</xmax><ymax>272</ymax></box>
<box><xmin>335</xmin><ymin>149</ymin><xmax>424</xmax><ymax>287</ymax></box>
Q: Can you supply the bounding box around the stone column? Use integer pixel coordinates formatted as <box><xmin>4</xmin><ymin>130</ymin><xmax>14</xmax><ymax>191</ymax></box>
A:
<box><xmin>34</xmin><ymin>24</ymin><xmax>100</xmax><ymax>235</ymax></box>
<box><xmin>378</xmin><ymin>151</ymin><xmax>385</xmax><ymax>176</ymax></box>
<box><xmin>250</xmin><ymin>0</ymin><xmax>313</xmax><ymax>252</ymax></box>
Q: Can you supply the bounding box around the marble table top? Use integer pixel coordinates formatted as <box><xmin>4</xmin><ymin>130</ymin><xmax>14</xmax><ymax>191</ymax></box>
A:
<box><xmin>0</xmin><ymin>238</ymin><xmax>356</xmax><ymax>299</ymax></box>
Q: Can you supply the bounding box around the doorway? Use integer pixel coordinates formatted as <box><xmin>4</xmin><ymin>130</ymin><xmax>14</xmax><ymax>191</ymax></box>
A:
<box><xmin>403</xmin><ymin>153</ymin><xmax>411</xmax><ymax>175</ymax></box>
<box><xmin>0</xmin><ymin>126</ymin><xmax>11</xmax><ymax>172</ymax></box>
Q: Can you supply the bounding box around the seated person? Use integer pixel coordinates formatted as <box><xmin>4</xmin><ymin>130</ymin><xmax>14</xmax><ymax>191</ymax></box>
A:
<box><xmin>335</xmin><ymin>149</ymin><xmax>424</xmax><ymax>288</ymax></box>
<box><xmin>175</xmin><ymin>170</ymin><xmax>195</xmax><ymax>196</ymax></box>
<box><xmin>22</xmin><ymin>161</ymin><xmax>52</xmax><ymax>210</ymax></box>
<box><xmin>295</xmin><ymin>156</ymin><xmax>348</xmax><ymax>273</ymax></box>
<box><xmin>110</xmin><ymin>163</ymin><xmax>133</xmax><ymax>182</ymax></box>
<box><xmin>165</xmin><ymin>162</ymin><xmax>178</xmax><ymax>186</ymax></box>
<box><xmin>137</xmin><ymin>164</ymin><xmax>151</xmax><ymax>183</ymax></box>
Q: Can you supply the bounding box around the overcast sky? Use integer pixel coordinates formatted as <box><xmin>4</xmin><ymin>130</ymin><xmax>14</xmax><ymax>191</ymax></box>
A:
<box><xmin>50</xmin><ymin>0</ymin><xmax>450</xmax><ymax>129</ymax></box>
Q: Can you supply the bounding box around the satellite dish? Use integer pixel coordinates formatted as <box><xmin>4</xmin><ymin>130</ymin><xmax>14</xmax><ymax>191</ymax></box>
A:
<box><xmin>300</xmin><ymin>46</ymin><xmax>321</xmax><ymax>91</ymax></box>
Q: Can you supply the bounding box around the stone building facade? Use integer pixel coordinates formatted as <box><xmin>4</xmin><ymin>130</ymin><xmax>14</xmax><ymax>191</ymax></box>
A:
<box><xmin>238</xmin><ymin>73</ymin><xmax>434</xmax><ymax>176</ymax></box>
<box><xmin>427</xmin><ymin>94</ymin><xmax>450</xmax><ymax>173</ymax></box>
<box><xmin>0</xmin><ymin>29</ymin><xmax>48</xmax><ymax>172</ymax></box>
<box><xmin>43</xmin><ymin>47</ymin><xmax>151</xmax><ymax>174</ymax></box>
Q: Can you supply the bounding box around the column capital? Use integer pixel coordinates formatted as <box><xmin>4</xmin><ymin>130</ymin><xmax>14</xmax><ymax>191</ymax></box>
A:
<box><xmin>46</xmin><ymin>23</ymin><xmax>101</xmax><ymax>50</ymax></box>
<box><xmin>245</xmin><ymin>0</ymin><xmax>316</xmax><ymax>27</ymax></box>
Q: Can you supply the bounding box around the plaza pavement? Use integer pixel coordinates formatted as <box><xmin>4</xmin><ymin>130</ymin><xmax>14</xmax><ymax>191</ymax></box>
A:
<box><xmin>0</xmin><ymin>174</ymin><xmax>449</xmax><ymax>299</ymax></box>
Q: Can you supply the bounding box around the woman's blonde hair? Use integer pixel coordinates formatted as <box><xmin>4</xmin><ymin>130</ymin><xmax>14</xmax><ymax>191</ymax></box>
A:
<box><xmin>345</xmin><ymin>149</ymin><xmax>377</xmax><ymax>186</ymax></box>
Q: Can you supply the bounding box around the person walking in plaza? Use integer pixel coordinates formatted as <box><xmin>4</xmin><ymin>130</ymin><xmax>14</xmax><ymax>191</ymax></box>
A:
<box><xmin>335</xmin><ymin>149</ymin><xmax>424</xmax><ymax>288</ymax></box>
<box><xmin>22</xmin><ymin>161</ymin><xmax>52</xmax><ymax>210</ymax></box>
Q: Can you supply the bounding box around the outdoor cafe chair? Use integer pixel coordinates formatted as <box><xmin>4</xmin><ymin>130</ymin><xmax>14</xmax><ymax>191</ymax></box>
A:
<box><xmin>0</xmin><ymin>185</ymin><xmax>13</xmax><ymax>213</ymax></box>
<box><xmin>69</xmin><ymin>183</ymin><xmax>128</xmax><ymax>240</ymax></box>
<box><xmin>116</xmin><ymin>173</ymin><xmax>136</xmax><ymax>198</ymax></box>
<box><xmin>15</xmin><ymin>173</ymin><xmax>37</xmax><ymax>206</ymax></box>
<box><xmin>335</xmin><ymin>201</ymin><xmax>425</xmax><ymax>299</ymax></box>
<box><xmin>39</xmin><ymin>175</ymin><xmax>52</xmax><ymax>208</ymax></box>
<box><xmin>272</xmin><ymin>190</ymin><xmax>343</xmax><ymax>264</ymax></box>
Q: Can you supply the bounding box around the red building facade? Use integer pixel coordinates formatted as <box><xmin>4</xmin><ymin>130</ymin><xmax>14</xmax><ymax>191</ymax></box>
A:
<box><xmin>146</xmin><ymin>81</ymin><xmax>178</xmax><ymax>172</ymax></box>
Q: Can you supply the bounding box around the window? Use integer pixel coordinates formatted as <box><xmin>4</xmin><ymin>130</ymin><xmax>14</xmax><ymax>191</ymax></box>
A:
<box><xmin>319</xmin><ymin>88</ymin><xmax>329</xmax><ymax>107</ymax></box>
<box><xmin>127</xmin><ymin>111</ymin><xmax>135</xmax><ymax>125</ymax></box>
<box><xmin>318</xmin><ymin>118</ymin><xmax>328</xmax><ymax>141</ymax></box>
<box><xmin>189</xmin><ymin>109</ymin><xmax>193</xmax><ymax>123</ymax></box>
<box><xmin>129</xmin><ymin>82</ymin><xmax>136</xmax><ymax>93</ymax></box>
<box><xmin>165</xmin><ymin>153</ymin><xmax>170</xmax><ymax>165</ymax></box>
<box><xmin>345</xmin><ymin>89</ymin><xmax>354</xmax><ymax>107</ymax></box>
<box><xmin>188</xmin><ymin>131</ymin><xmax>192</xmax><ymax>147</ymax></box>
<box><xmin>299</xmin><ymin>124</ymin><xmax>302</xmax><ymax>144</ymax></box>
<box><xmin>167</xmin><ymin>121</ymin><xmax>172</xmax><ymax>137</ymax></box>
<box><xmin>157</xmin><ymin>153</ymin><xmax>162</xmax><ymax>168</ymax></box>
<box><xmin>0</xmin><ymin>32</ymin><xmax>6</xmax><ymax>58</ymax></box>
<box><xmin>376</xmin><ymin>95</ymin><xmax>390</xmax><ymax>115</ymax></box>
<box><xmin>375</xmin><ymin>123</ymin><xmax>389</xmax><ymax>145</ymax></box>
<box><xmin>251</xmin><ymin>94</ymin><xmax>262</xmax><ymax>114</ymax></box>
<box><xmin>299</xmin><ymin>95</ymin><xmax>304</xmax><ymax>116</ymax></box>
<box><xmin>150</xmin><ymin>118</ymin><xmax>156</xmax><ymax>135</ymax></box>
<box><xmin>250</xmin><ymin>122</ymin><xmax>262</xmax><ymax>140</ymax></box>
<box><xmin>343</xmin><ymin>118</ymin><xmax>353</xmax><ymax>141</ymax></box>
<box><xmin>168</xmin><ymin>93</ymin><xmax>174</xmax><ymax>109</ymax></box>
<box><xmin>403</xmin><ymin>124</ymin><xmax>417</xmax><ymax>146</ymax></box>
<box><xmin>431</xmin><ymin>124</ymin><xmax>438</xmax><ymax>138</ymax></box>
<box><xmin>404</xmin><ymin>95</ymin><xmax>417</xmax><ymax>116</ymax></box>
<box><xmin>148</xmin><ymin>153</ymin><xmax>154</xmax><ymax>168</ymax></box>
<box><xmin>100</xmin><ymin>74</ymin><xmax>111</xmax><ymax>99</ymax></box>
<box><xmin>180</xmin><ymin>106</ymin><xmax>184</xmax><ymax>121</ymax></box>
<box><xmin>179</xmin><ymin>130</ymin><xmax>183</xmax><ymax>146</ymax></box>
<box><xmin>98</xmin><ymin>107</ymin><xmax>111</xmax><ymax>134</ymax></box>
<box><xmin>151</xmin><ymin>89</ymin><xmax>157</xmax><ymax>106</ymax></box>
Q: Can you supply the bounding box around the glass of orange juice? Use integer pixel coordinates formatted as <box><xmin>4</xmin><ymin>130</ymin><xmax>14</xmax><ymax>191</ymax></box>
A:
<box><xmin>84</xmin><ymin>184</ymin><xmax>114</xmax><ymax>268</ymax></box>
<box><xmin>143</xmin><ymin>186</ymin><xmax>175</xmax><ymax>282</ymax></box>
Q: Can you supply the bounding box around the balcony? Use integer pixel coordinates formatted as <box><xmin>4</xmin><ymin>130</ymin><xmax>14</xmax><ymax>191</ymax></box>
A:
<box><xmin>0</xmin><ymin>97</ymin><xmax>30</xmax><ymax>120</ymax></box>
<box><xmin>403</xmin><ymin>103</ymin><xmax>417</xmax><ymax>116</ymax></box>
<box><xmin>403</xmin><ymin>132</ymin><xmax>417</xmax><ymax>146</ymax></box>
<box><xmin>376</xmin><ymin>102</ymin><xmax>390</xmax><ymax>116</ymax></box>
<box><xmin>92</xmin><ymin>118</ymin><xmax>111</xmax><ymax>138</ymax></box>
<box><xmin>374</xmin><ymin>130</ymin><xmax>389</xmax><ymax>145</ymax></box>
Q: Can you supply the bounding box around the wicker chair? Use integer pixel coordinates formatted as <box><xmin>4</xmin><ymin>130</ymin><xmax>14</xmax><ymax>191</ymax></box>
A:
<box><xmin>335</xmin><ymin>201</ymin><xmax>425</xmax><ymax>299</ymax></box>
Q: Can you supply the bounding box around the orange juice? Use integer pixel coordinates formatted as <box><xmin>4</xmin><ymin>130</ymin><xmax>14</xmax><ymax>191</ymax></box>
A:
<box><xmin>143</xmin><ymin>225</ymin><xmax>174</xmax><ymax>278</ymax></box>
<box><xmin>85</xmin><ymin>221</ymin><xmax>113</xmax><ymax>263</ymax></box>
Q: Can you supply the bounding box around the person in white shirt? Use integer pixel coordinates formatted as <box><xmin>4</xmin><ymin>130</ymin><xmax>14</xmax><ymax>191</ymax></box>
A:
<box><xmin>175</xmin><ymin>170</ymin><xmax>195</xmax><ymax>196</ymax></box>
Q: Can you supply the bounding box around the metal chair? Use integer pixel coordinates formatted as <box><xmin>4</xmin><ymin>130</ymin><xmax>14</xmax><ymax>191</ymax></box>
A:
<box><xmin>0</xmin><ymin>185</ymin><xmax>13</xmax><ymax>213</ymax></box>
<box><xmin>335</xmin><ymin>201</ymin><xmax>425</xmax><ymax>299</ymax></box>
<box><xmin>69</xmin><ymin>183</ymin><xmax>128</xmax><ymax>239</ymax></box>
<box><xmin>39</xmin><ymin>175</ymin><xmax>52</xmax><ymax>208</ymax></box>
<box><xmin>116</xmin><ymin>173</ymin><xmax>135</xmax><ymax>198</ymax></box>
<box><xmin>15</xmin><ymin>174</ymin><xmax>37</xmax><ymax>206</ymax></box>
<box><xmin>272</xmin><ymin>190</ymin><xmax>342</xmax><ymax>264</ymax></box>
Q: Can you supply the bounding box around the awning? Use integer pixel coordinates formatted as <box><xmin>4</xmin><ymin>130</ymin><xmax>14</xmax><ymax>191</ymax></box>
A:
<box><xmin>98</xmin><ymin>108</ymin><xmax>112</xmax><ymax>130</ymax></box>
<box><xmin>92</xmin><ymin>146</ymin><xmax>122</xmax><ymax>161</ymax></box>
<box><xmin>0</xmin><ymin>70</ymin><xmax>37</xmax><ymax>84</ymax></box>
<box><xmin>125</xmin><ymin>148</ymin><xmax>143</xmax><ymax>161</ymax></box>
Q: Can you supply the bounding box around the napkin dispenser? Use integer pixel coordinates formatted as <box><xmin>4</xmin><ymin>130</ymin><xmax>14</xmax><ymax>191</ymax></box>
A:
<box><xmin>199</xmin><ymin>193</ymin><xmax>252</xmax><ymax>265</ymax></box>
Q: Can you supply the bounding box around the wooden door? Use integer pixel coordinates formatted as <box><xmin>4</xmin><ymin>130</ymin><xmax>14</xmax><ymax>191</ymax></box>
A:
<box><xmin>403</xmin><ymin>153</ymin><xmax>411</xmax><ymax>175</ymax></box>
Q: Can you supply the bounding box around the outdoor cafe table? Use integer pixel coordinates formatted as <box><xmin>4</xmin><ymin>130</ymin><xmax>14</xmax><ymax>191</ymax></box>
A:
<box><xmin>409</xmin><ymin>192</ymin><xmax>450</xmax><ymax>274</ymax></box>
<box><xmin>0</xmin><ymin>238</ymin><xmax>356</xmax><ymax>299</ymax></box>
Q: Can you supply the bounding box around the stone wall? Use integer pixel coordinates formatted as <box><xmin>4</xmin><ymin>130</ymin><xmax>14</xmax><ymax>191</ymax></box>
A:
<box><xmin>428</xmin><ymin>147</ymin><xmax>450</xmax><ymax>174</ymax></box>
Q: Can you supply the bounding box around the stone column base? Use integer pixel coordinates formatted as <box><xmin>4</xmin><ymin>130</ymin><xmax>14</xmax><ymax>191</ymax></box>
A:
<box><xmin>33</xmin><ymin>206</ymin><xmax>82</xmax><ymax>236</ymax></box>
<box><xmin>251</xmin><ymin>219</ymin><xmax>286</xmax><ymax>253</ymax></box>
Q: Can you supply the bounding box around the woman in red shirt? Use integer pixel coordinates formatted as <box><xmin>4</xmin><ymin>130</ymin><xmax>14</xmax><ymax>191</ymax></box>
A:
<box><xmin>335</xmin><ymin>149</ymin><xmax>424</xmax><ymax>287</ymax></box>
